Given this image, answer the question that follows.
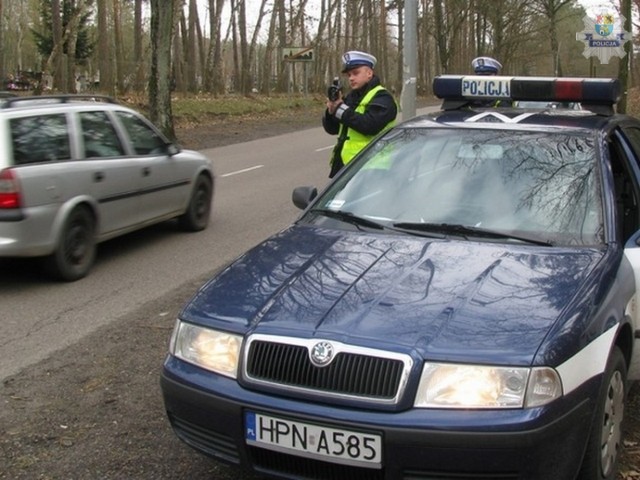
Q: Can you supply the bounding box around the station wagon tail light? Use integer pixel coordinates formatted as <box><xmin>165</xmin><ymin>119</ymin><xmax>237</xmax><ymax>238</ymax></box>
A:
<box><xmin>0</xmin><ymin>169</ymin><xmax>21</xmax><ymax>209</ymax></box>
<box><xmin>433</xmin><ymin>74</ymin><xmax>619</xmax><ymax>105</ymax></box>
<box><xmin>169</xmin><ymin>320</ymin><xmax>243</xmax><ymax>378</ymax></box>
<box><xmin>414</xmin><ymin>362</ymin><xmax>562</xmax><ymax>409</ymax></box>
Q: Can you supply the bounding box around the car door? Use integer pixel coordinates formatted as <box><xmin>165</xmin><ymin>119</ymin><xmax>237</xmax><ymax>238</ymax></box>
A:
<box><xmin>611</xmin><ymin>125</ymin><xmax>640</xmax><ymax>379</ymax></box>
<box><xmin>113</xmin><ymin>110</ymin><xmax>192</xmax><ymax>223</ymax></box>
<box><xmin>77</xmin><ymin>110</ymin><xmax>142</xmax><ymax>236</ymax></box>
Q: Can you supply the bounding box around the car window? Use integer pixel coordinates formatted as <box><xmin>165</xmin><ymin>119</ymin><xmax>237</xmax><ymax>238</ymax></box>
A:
<box><xmin>315</xmin><ymin>128</ymin><xmax>603</xmax><ymax>245</ymax></box>
<box><xmin>115</xmin><ymin>111</ymin><xmax>166</xmax><ymax>155</ymax></box>
<box><xmin>619</xmin><ymin>127</ymin><xmax>640</xmax><ymax>169</ymax></box>
<box><xmin>10</xmin><ymin>114</ymin><xmax>71</xmax><ymax>165</ymax></box>
<box><xmin>79</xmin><ymin>111</ymin><xmax>125</xmax><ymax>158</ymax></box>
<box><xmin>610</xmin><ymin>128</ymin><xmax>640</xmax><ymax>241</ymax></box>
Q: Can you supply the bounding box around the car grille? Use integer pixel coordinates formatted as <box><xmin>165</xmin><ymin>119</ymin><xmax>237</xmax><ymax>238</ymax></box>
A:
<box><xmin>243</xmin><ymin>335</ymin><xmax>412</xmax><ymax>404</ymax></box>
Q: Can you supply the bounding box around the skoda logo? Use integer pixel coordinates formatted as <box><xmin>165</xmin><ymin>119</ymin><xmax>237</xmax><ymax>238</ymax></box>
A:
<box><xmin>310</xmin><ymin>341</ymin><xmax>334</xmax><ymax>367</ymax></box>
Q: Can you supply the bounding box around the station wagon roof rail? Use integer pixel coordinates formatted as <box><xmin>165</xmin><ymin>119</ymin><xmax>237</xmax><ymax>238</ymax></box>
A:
<box><xmin>0</xmin><ymin>94</ymin><xmax>119</xmax><ymax>109</ymax></box>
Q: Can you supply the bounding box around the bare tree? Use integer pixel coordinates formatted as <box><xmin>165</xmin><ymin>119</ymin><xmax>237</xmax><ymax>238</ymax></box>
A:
<box><xmin>51</xmin><ymin>0</ymin><xmax>64</xmax><ymax>90</ymax></box>
<box><xmin>276</xmin><ymin>0</ymin><xmax>288</xmax><ymax>92</ymax></box>
<box><xmin>432</xmin><ymin>0</ymin><xmax>470</xmax><ymax>73</ymax></box>
<box><xmin>64</xmin><ymin>0</ymin><xmax>80</xmax><ymax>92</ymax></box>
<box><xmin>236</xmin><ymin>0</ymin><xmax>250</xmax><ymax>93</ymax></box>
<box><xmin>530</xmin><ymin>0</ymin><xmax>573</xmax><ymax>76</ymax></box>
<box><xmin>204</xmin><ymin>0</ymin><xmax>226</xmax><ymax>94</ymax></box>
<box><xmin>149</xmin><ymin>0</ymin><xmax>176</xmax><ymax>140</ymax></box>
<box><xmin>186</xmin><ymin>0</ymin><xmax>199</xmax><ymax>92</ymax></box>
<box><xmin>0</xmin><ymin>0</ymin><xmax>4</xmax><ymax>84</ymax></box>
<box><xmin>245</xmin><ymin>0</ymin><xmax>269</xmax><ymax>93</ymax></box>
<box><xmin>260</xmin><ymin>0</ymin><xmax>278</xmax><ymax>93</ymax></box>
<box><xmin>618</xmin><ymin>0</ymin><xmax>632</xmax><ymax>113</ymax></box>
<box><xmin>97</xmin><ymin>0</ymin><xmax>114</xmax><ymax>93</ymax></box>
<box><xmin>0</xmin><ymin>0</ymin><xmax>628</xmax><ymax>101</ymax></box>
<box><xmin>133</xmin><ymin>0</ymin><xmax>146</xmax><ymax>92</ymax></box>
<box><xmin>173</xmin><ymin>9</ymin><xmax>185</xmax><ymax>91</ymax></box>
<box><xmin>113</xmin><ymin>0</ymin><xmax>125</xmax><ymax>93</ymax></box>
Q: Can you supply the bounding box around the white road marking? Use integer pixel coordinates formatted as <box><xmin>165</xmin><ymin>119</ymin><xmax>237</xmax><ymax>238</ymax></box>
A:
<box><xmin>221</xmin><ymin>165</ymin><xmax>264</xmax><ymax>177</ymax></box>
<box><xmin>315</xmin><ymin>145</ymin><xmax>334</xmax><ymax>152</ymax></box>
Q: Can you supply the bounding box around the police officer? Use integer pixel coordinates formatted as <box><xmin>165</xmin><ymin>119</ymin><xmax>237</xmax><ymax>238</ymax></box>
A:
<box><xmin>470</xmin><ymin>56</ymin><xmax>505</xmax><ymax>108</ymax></box>
<box><xmin>323</xmin><ymin>51</ymin><xmax>398</xmax><ymax>178</ymax></box>
<box><xmin>471</xmin><ymin>56</ymin><xmax>502</xmax><ymax>75</ymax></box>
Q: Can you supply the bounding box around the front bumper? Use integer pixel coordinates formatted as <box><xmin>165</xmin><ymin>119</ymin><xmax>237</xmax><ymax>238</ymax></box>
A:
<box><xmin>161</xmin><ymin>356</ymin><xmax>597</xmax><ymax>480</ymax></box>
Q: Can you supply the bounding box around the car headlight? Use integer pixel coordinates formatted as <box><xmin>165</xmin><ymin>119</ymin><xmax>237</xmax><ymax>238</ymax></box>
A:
<box><xmin>414</xmin><ymin>362</ymin><xmax>562</xmax><ymax>409</ymax></box>
<box><xmin>169</xmin><ymin>320</ymin><xmax>242</xmax><ymax>378</ymax></box>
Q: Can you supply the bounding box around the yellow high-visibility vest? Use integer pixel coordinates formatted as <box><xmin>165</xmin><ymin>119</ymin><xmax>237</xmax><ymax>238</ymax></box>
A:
<box><xmin>338</xmin><ymin>85</ymin><xmax>395</xmax><ymax>165</ymax></box>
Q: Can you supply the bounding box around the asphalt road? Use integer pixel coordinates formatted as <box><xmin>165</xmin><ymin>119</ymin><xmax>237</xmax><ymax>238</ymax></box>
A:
<box><xmin>0</xmin><ymin>124</ymin><xmax>333</xmax><ymax>382</ymax></box>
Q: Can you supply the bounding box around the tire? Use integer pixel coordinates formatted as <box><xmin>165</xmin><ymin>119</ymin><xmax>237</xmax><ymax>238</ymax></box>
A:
<box><xmin>577</xmin><ymin>346</ymin><xmax>627</xmax><ymax>480</ymax></box>
<box><xmin>178</xmin><ymin>175</ymin><xmax>213</xmax><ymax>231</ymax></box>
<box><xmin>45</xmin><ymin>206</ymin><xmax>96</xmax><ymax>281</ymax></box>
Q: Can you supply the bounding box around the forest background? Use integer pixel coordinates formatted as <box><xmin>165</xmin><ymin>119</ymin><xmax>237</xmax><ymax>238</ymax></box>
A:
<box><xmin>0</xmin><ymin>0</ymin><xmax>638</xmax><ymax>139</ymax></box>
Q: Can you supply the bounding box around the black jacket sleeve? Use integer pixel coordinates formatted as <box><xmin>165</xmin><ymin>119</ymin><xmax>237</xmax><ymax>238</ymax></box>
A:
<box><xmin>336</xmin><ymin>90</ymin><xmax>397</xmax><ymax>136</ymax></box>
<box><xmin>322</xmin><ymin>109</ymin><xmax>341</xmax><ymax>135</ymax></box>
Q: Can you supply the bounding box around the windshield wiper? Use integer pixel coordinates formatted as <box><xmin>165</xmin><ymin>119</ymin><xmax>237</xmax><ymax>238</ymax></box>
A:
<box><xmin>310</xmin><ymin>208</ymin><xmax>387</xmax><ymax>230</ymax></box>
<box><xmin>392</xmin><ymin>222</ymin><xmax>553</xmax><ymax>246</ymax></box>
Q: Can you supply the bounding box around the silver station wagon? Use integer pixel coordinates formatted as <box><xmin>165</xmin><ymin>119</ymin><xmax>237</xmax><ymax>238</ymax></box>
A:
<box><xmin>0</xmin><ymin>95</ymin><xmax>214</xmax><ymax>281</ymax></box>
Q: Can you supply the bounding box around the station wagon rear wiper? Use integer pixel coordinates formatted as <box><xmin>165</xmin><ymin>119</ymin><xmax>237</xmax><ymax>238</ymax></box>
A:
<box><xmin>392</xmin><ymin>222</ymin><xmax>553</xmax><ymax>246</ymax></box>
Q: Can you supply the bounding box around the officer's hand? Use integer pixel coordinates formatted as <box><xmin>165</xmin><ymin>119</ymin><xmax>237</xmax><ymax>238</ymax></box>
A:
<box><xmin>326</xmin><ymin>98</ymin><xmax>343</xmax><ymax>115</ymax></box>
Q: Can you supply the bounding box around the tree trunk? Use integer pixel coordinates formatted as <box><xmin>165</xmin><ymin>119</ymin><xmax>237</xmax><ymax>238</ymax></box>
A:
<box><xmin>247</xmin><ymin>0</ymin><xmax>268</xmax><ymax>94</ymax></box>
<box><xmin>186</xmin><ymin>0</ymin><xmax>199</xmax><ymax>92</ymax></box>
<box><xmin>618</xmin><ymin>0</ymin><xmax>632</xmax><ymax>113</ymax></box>
<box><xmin>204</xmin><ymin>0</ymin><xmax>225</xmax><ymax>94</ymax></box>
<box><xmin>260</xmin><ymin>0</ymin><xmax>278</xmax><ymax>93</ymax></box>
<box><xmin>237</xmin><ymin>0</ymin><xmax>250</xmax><ymax>94</ymax></box>
<box><xmin>149</xmin><ymin>0</ymin><xmax>176</xmax><ymax>141</ymax></box>
<box><xmin>97</xmin><ymin>0</ymin><xmax>113</xmax><ymax>94</ymax></box>
<box><xmin>133</xmin><ymin>0</ymin><xmax>145</xmax><ymax>92</ymax></box>
<box><xmin>174</xmin><ymin>10</ymin><xmax>185</xmax><ymax>92</ymax></box>
<box><xmin>52</xmin><ymin>0</ymin><xmax>64</xmax><ymax>90</ymax></box>
<box><xmin>0</xmin><ymin>0</ymin><xmax>4</xmax><ymax>84</ymax></box>
<box><xmin>276</xmin><ymin>0</ymin><xmax>288</xmax><ymax>92</ymax></box>
<box><xmin>65</xmin><ymin>0</ymin><xmax>79</xmax><ymax>93</ymax></box>
<box><xmin>113</xmin><ymin>0</ymin><xmax>125</xmax><ymax>93</ymax></box>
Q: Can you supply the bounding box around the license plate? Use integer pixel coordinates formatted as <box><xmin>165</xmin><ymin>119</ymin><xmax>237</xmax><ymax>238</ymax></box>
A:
<box><xmin>245</xmin><ymin>411</ymin><xmax>382</xmax><ymax>469</ymax></box>
<box><xmin>462</xmin><ymin>76</ymin><xmax>510</xmax><ymax>98</ymax></box>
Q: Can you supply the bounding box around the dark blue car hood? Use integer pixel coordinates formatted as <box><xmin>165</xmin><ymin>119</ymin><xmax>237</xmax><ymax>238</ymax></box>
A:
<box><xmin>183</xmin><ymin>225</ymin><xmax>604</xmax><ymax>365</ymax></box>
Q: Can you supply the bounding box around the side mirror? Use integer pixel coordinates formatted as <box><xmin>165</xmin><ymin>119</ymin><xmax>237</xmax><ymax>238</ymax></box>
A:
<box><xmin>292</xmin><ymin>186</ymin><xmax>318</xmax><ymax>210</ymax></box>
<box><xmin>166</xmin><ymin>143</ymin><xmax>181</xmax><ymax>156</ymax></box>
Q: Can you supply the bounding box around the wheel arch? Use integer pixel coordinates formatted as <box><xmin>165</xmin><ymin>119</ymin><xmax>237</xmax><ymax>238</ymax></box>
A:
<box><xmin>181</xmin><ymin>166</ymin><xmax>214</xmax><ymax>212</ymax></box>
<box><xmin>50</xmin><ymin>196</ymin><xmax>100</xmax><ymax>247</ymax></box>
<box><xmin>617</xmin><ymin>314</ymin><xmax>640</xmax><ymax>380</ymax></box>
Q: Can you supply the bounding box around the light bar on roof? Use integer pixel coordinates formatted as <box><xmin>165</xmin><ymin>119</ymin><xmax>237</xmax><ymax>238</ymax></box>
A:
<box><xmin>433</xmin><ymin>75</ymin><xmax>620</xmax><ymax>105</ymax></box>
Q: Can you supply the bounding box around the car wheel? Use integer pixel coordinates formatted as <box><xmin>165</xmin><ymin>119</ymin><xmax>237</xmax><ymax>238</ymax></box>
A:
<box><xmin>179</xmin><ymin>175</ymin><xmax>212</xmax><ymax>231</ymax></box>
<box><xmin>577</xmin><ymin>346</ymin><xmax>626</xmax><ymax>480</ymax></box>
<box><xmin>45</xmin><ymin>206</ymin><xmax>96</xmax><ymax>281</ymax></box>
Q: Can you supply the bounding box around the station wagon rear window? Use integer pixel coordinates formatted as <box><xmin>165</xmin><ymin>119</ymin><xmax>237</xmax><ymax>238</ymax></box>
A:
<box><xmin>10</xmin><ymin>114</ymin><xmax>71</xmax><ymax>165</ymax></box>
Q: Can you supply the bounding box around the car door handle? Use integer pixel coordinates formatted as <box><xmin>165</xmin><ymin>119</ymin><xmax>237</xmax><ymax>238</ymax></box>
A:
<box><xmin>142</xmin><ymin>167</ymin><xmax>151</xmax><ymax>176</ymax></box>
<box><xmin>93</xmin><ymin>172</ymin><xmax>105</xmax><ymax>182</ymax></box>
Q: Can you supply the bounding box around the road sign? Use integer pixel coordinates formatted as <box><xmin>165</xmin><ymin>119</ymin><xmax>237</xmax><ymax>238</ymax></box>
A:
<box><xmin>283</xmin><ymin>47</ymin><xmax>314</xmax><ymax>62</ymax></box>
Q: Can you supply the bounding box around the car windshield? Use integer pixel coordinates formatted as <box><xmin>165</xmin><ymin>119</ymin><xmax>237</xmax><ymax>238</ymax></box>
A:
<box><xmin>307</xmin><ymin>128</ymin><xmax>603</xmax><ymax>246</ymax></box>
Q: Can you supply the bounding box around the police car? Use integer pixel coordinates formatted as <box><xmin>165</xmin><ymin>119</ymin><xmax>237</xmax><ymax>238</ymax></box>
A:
<box><xmin>161</xmin><ymin>75</ymin><xmax>640</xmax><ymax>479</ymax></box>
